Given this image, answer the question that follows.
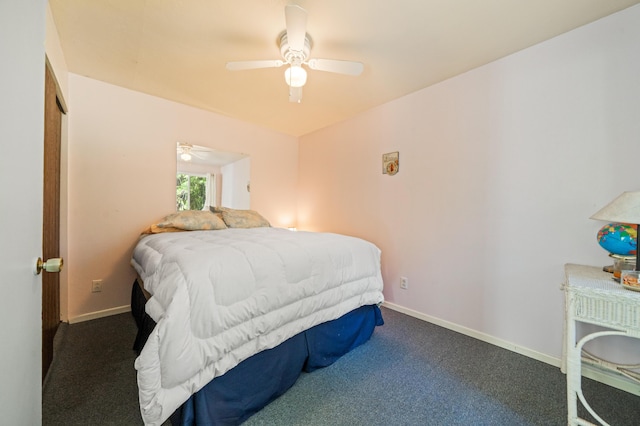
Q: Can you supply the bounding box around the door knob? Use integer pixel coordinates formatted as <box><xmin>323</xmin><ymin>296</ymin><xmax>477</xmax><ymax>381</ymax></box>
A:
<box><xmin>35</xmin><ymin>257</ymin><xmax>64</xmax><ymax>275</ymax></box>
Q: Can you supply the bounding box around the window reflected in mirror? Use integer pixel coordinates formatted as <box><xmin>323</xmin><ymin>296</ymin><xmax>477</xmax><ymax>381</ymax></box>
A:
<box><xmin>176</xmin><ymin>142</ymin><xmax>250</xmax><ymax>211</ymax></box>
<box><xmin>176</xmin><ymin>173</ymin><xmax>207</xmax><ymax>211</ymax></box>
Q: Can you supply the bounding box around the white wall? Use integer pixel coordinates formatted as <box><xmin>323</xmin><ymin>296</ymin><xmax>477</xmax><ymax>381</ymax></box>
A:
<box><xmin>45</xmin><ymin>2</ymin><xmax>69</xmax><ymax>103</ymax></box>
<box><xmin>298</xmin><ymin>5</ymin><xmax>640</xmax><ymax>362</ymax></box>
<box><xmin>66</xmin><ymin>74</ymin><xmax>298</xmax><ymax>321</ymax></box>
<box><xmin>221</xmin><ymin>157</ymin><xmax>251</xmax><ymax>209</ymax></box>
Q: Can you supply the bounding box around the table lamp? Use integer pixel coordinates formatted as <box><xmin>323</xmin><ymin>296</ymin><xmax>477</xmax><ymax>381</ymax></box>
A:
<box><xmin>590</xmin><ymin>191</ymin><xmax>640</xmax><ymax>271</ymax></box>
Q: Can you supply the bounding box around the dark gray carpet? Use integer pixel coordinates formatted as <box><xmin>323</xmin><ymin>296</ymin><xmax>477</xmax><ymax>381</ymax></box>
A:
<box><xmin>42</xmin><ymin>312</ymin><xmax>151</xmax><ymax>425</ymax></box>
<box><xmin>43</xmin><ymin>307</ymin><xmax>640</xmax><ymax>425</ymax></box>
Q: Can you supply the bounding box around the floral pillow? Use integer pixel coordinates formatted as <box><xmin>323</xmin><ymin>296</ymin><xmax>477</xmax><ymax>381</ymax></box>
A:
<box><xmin>155</xmin><ymin>210</ymin><xmax>228</xmax><ymax>231</ymax></box>
<box><xmin>216</xmin><ymin>207</ymin><xmax>271</xmax><ymax>228</ymax></box>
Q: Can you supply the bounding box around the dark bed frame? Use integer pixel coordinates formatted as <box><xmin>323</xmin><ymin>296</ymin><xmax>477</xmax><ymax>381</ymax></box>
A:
<box><xmin>131</xmin><ymin>280</ymin><xmax>383</xmax><ymax>425</ymax></box>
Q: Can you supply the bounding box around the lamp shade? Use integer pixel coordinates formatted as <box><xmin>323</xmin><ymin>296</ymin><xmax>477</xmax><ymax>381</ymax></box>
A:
<box><xmin>590</xmin><ymin>191</ymin><xmax>640</xmax><ymax>223</ymax></box>
<box><xmin>591</xmin><ymin>191</ymin><xmax>640</xmax><ymax>271</ymax></box>
<box><xmin>284</xmin><ymin>65</ymin><xmax>307</xmax><ymax>87</ymax></box>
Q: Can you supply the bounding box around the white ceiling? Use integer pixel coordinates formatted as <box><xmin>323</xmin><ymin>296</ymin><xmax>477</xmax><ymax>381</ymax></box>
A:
<box><xmin>177</xmin><ymin>143</ymin><xmax>248</xmax><ymax>167</ymax></box>
<box><xmin>49</xmin><ymin>0</ymin><xmax>640</xmax><ymax>137</ymax></box>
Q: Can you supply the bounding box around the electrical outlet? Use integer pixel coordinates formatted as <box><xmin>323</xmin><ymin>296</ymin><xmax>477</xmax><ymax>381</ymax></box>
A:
<box><xmin>92</xmin><ymin>279</ymin><xmax>103</xmax><ymax>293</ymax></box>
<box><xmin>400</xmin><ymin>276</ymin><xmax>408</xmax><ymax>290</ymax></box>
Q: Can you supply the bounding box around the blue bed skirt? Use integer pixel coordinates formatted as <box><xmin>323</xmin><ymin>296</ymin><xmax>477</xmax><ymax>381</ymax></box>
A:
<box><xmin>131</xmin><ymin>280</ymin><xmax>383</xmax><ymax>425</ymax></box>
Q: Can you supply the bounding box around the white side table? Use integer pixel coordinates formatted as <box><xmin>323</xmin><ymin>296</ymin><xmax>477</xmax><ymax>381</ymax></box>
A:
<box><xmin>563</xmin><ymin>264</ymin><xmax>640</xmax><ymax>425</ymax></box>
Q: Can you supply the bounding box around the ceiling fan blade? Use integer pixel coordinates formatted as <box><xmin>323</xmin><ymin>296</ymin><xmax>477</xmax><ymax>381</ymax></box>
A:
<box><xmin>307</xmin><ymin>59</ymin><xmax>364</xmax><ymax>76</ymax></box>
<box><xmin>285</xmin><ymin>5</ymin><xmax>307</xmax><ymax>52</ymax></box>
<box><xmin>225</xmin><ymin>60</ymin><xmax>284</xmax><ymax>71</ymax></box>
<box><xmin>289</xmin><ymin>86</ymin><xmax>303</xmax><ymax>103</ymax></box>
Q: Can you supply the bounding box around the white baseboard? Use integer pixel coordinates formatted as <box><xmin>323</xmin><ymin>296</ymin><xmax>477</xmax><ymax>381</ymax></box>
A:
<box><xmin>381</xmin><ymin>301</ymin><xmax>640</xmax><ymax>396</ymax></box>
<box><xmin>68</xmin><ymin>305</ymin><xmax>131</xmax><ymax>324</ymax></box>
<box><xmin>382</xmin><ymin>302</ymin><xmax>560</xmax><ymax>366</ymax></box>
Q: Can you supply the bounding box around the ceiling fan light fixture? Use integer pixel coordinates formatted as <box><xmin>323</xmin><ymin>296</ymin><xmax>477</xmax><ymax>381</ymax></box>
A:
<box><xmin>225</xmin><ymin>5</ymin><xmax>363</xmax><ymax>102</ymax></box>
<box><xmin>178</xmin><ymin>143</ymin><xmax>193</xmax><ymax>161</ymax></box>
<box><xmin>284</xmin><ymin>65</ymin><xmax>307</xmax><ymax>87</ymax></box>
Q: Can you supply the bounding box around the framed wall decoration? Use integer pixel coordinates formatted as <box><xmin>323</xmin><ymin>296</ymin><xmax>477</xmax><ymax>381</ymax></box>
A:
<box><xmin>382</xmin><ymin>151</ymin><xmax>399</xmax><ymax>175</ymax></box>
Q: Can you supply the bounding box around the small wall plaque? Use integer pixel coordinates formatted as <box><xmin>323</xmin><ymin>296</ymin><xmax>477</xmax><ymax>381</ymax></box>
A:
<box><xmin>382</xmin><ymin>151</ymin><xmax>399</xmax><ymax>175</ymax></box>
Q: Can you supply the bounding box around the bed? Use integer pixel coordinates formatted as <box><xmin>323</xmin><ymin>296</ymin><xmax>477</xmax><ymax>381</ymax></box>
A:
<box><xmin>130</xmin><ymin>210</ymin><xmax>385</xmax><ymax>425</ymax></box>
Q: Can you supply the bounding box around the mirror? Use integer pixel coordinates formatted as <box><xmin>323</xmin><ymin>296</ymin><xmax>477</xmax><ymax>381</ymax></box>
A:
<box><xmin>176</xmin><ymin>142</ymin><xmax>250</xmax><ymax>211</ymax></box>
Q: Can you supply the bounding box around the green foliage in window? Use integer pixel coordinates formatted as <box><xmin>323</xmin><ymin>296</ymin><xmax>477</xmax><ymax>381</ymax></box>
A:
<box><xmin>176</xmin><ymin>173</ymin><xmax>207</xmax><ymax>211</ymax></box>
<box><xmin>176</xmin><ymin>174</ymin><xmax>189</xmax><ymax>211</ymax></box>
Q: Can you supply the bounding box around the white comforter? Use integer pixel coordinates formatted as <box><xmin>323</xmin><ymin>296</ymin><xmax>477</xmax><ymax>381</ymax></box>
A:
<box><xmin>131</xmin><ymin>227</ymin><xmax>384</xmax><ymax>425</ymax></box>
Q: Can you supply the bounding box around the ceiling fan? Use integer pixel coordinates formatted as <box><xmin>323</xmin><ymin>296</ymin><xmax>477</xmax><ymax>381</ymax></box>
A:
<box><xmin>225</xmin><ymin>4</ymin><xmax>364</xmax><ymax>103</ymax></box>
<box><xmin>177</xmin><ymin>142</ymin><xmax>209</xmax><ymax>162</ymax></box>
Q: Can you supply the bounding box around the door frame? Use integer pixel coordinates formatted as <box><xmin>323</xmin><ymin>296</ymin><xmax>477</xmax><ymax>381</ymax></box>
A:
<box><xmin>42</xmin><ymin>63</ymin><xmax>63</xmax><ymax>380</ymax></box>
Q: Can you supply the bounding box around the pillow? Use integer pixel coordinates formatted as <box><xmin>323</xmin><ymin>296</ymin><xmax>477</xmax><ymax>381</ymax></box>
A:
<box><xmin>155</xmin><ymin>210</ymin><xmax>227</xmax><ymax>231</ymax></box>
<box><xmin>141</xmin><ymin>225</ymin><xmax>184</xmax><ymax>235</ymax></box>
<box><xmin>208</xmin><ymin>207</ymin><xmax>225</xmax><ymax>220</ymax></box>
<box><xmin>216</xmin><ymin>207</ymin><xmax>271</xmax><ymax>229</ymax></box>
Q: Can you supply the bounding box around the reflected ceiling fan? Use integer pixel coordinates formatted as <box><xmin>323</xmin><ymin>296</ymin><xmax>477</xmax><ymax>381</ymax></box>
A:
<box><xmin>225</xmin><ymin>4</ymin><xmax>364</xmax><ymax>103</ymax></box>
<box><xmin>177</xmin><ymin>142</ymin><xmax>208</xmax><ymax>162</ymax></box>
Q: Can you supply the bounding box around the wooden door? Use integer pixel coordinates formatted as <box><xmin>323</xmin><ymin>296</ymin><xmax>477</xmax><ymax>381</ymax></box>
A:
<box><xmin>42</xmin><ymin>64</ymin><xmax>62</xmax><ymax>380</ymax></box>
